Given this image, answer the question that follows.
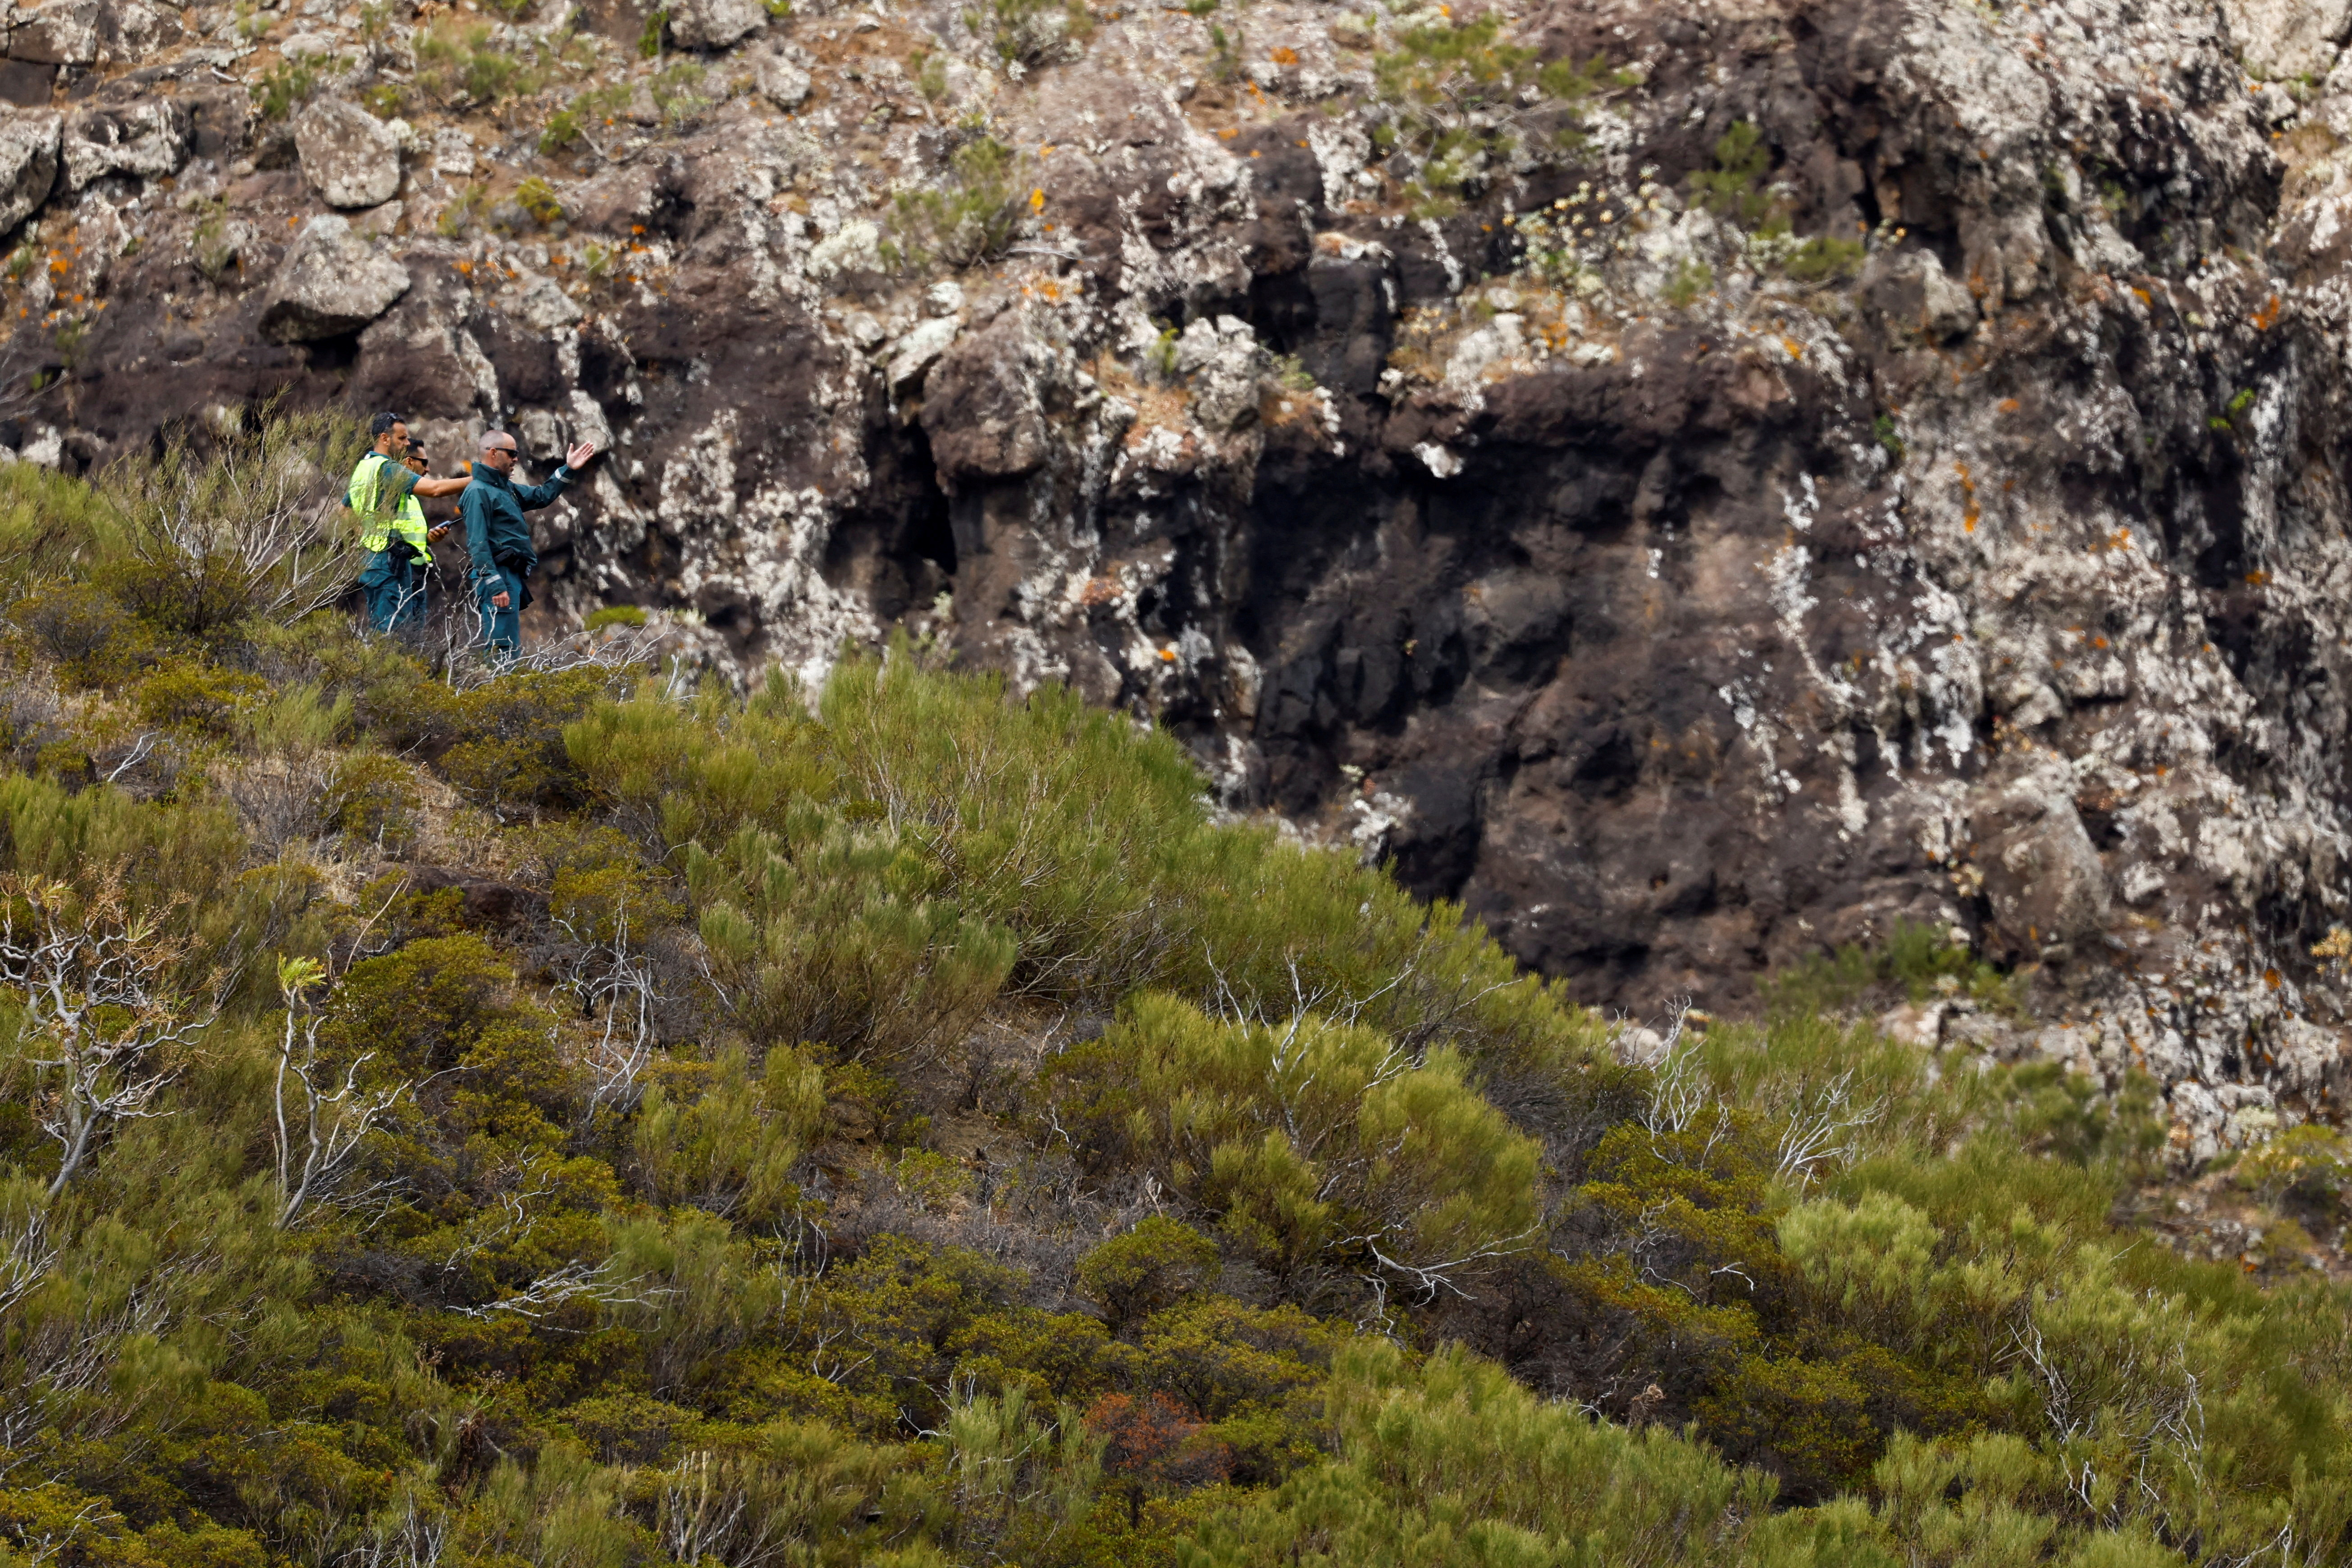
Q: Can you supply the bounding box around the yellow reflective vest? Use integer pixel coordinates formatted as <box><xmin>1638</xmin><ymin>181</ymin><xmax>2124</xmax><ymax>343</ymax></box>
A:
<box><xmin>348</xmin><ymin>451</ymin><xmax>430</xmax><ymax>562</ymax></box>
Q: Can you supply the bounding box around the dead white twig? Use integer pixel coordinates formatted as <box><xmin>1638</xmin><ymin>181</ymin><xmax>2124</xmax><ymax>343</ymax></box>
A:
<box><xmin>0</xmin><ymin>875</ymin><xmax>220</xmax><ymax>1197</ymax></box>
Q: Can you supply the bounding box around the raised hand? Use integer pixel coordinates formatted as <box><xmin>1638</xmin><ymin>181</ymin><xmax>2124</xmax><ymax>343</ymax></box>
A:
<box><xmin>566</xmin><ymin>441</ymin><xmax>598</xmax><ymax>470</ymax></box>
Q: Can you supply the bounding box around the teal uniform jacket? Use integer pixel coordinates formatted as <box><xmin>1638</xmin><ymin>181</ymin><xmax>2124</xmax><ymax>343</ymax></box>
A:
<box><xmin>460</xmin><ymin>461</ymin><xmax>575</xmax><ymax>611</ymax></box>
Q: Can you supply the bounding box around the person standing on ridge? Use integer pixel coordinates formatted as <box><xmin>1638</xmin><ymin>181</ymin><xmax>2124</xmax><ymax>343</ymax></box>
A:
<box><xmin>351</xmin><ymin>413</ymin><xmax>470</xmax><ymax>632</ymax></box>
<box><xmin>401</xmin><ymin>445</ymin><xmax>455</xmax><ymax>612</ymax></box>
<box><xmin>461</xmin><ymin>429</ymin><xmax>597</xmax><ymax>660</ymax></box>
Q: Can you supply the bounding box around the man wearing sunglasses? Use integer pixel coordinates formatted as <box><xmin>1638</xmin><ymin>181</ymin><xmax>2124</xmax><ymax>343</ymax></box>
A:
<box><xmin>461</xmin><ymin>429</ymin><xmax>597</xmax><ymax>660</ymax></box>
<box><xmin>350</xmin><ymin>412</ymin><xmax>470</xmax><ymax>632</ymax></box>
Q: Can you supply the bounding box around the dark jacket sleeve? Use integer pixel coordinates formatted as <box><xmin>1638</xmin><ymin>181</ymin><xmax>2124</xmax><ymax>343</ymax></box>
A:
<box><xmin>460</xmin><ymin>485</ymin><xmax>496</xmax><ymax>578</ymax></box>
<box><xmin>512</xmin><ymin>467</ymin><xmax>575</xmax><ymax>510</ymax></box>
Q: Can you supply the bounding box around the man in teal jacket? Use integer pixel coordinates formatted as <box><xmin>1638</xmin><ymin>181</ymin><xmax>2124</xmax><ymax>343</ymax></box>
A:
<box><xmin>461</xmin><ymin>429</ymin><xmax>597</xmax><ymax>659</ymax></box>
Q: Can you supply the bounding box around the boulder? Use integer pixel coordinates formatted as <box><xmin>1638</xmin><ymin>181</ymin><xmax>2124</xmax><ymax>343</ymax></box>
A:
<box><xmin>294</xmin><ymin>97</ymin><xmax>400</xmax><ymax>210</ymax></box>
<box><xmin>432</xmin><ymin>126</ymin><xmax>474</xmax><ymax>178</ymax></box>
<box><xmin>97</xmin><ymin>0</ymin><xmax>172</xmax><ymax>59</ymax></box>
<box><xmin>1968</xmin><ymin>770</ymin><xmax>2114</xmax><ymax>963</ymax></box>
<box><xmin>260</xmin><ymin>214</ymin><xmax>411</xmax><ymax>342</ymax></box>
<box><xmin>350</xmin><ymin>270</ymin><xmax>498</xmax><ymax>419</ymax></box>
<box><xmin>61</xmin><ymin>99</ymin><xmax>187</xmax><ymax>189</ymax></box>
<box><xmin>754</xmin><ymin>51</ymin><xmax>809</xmax><ymax>109</ymax></box>
<box><xmin>2221</xmin><ymin>0</ymin><xmax>2352</xmax><ymax>79</ymax></box>
<box><xmin>0</xmin><ymin>61</ymin><xmax>53</xmax><ymax>107</ymax></box>
<box><xmin>669</xmin><ymin>0</ymin><xmax>764</xmax><ymax>50</ymax></box>
<box><xmin>0</xmin><ymin>110</ymin><xmax>59</xmax><ymax>234</ymax></box>
<box><xmin>922</xmin><ymin>316</ymin><xmax>1050</xmax><ymax>484</ymax></box>
<box><xmin>1862</xmin><ymin>249</ymin><xmax>1977</xmax><ymax>345</ymax></box>
<box><xmin>513</xmin><ymin>406</ymin><xmax>566</xmax><ymax>460</ymax></box>
<box><xmin>7</xmin><ymin>0</ymin><xmax>100</xmax><ymax>66</ymax></box>
<box><xmin>1178</xmin><ymin>315</ymin><xmax>1266</xmax><ymax>433</ymax></box>
<box><xmin>512</xmin><ymin>274</ymin><xmax>582</xmax><ymax>333</ymax></box>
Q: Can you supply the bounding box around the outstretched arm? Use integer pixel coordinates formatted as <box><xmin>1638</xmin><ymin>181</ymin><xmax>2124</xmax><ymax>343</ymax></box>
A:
<box><xmin>413</xmin><ymin>475</ymin><xmax>471</xmax><ymax>498</ymax></box>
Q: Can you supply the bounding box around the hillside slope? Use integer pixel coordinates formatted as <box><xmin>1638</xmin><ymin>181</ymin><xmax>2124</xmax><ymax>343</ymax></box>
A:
<box><xmin>0</xmin><ymin>0</ymin><xmax>2350</xmax><ymax>1080</ymax></box>
<box><xmin>4</xmin><ymin>439</ymin><xmax>2352</xmax><ymax>1564</ymax></box>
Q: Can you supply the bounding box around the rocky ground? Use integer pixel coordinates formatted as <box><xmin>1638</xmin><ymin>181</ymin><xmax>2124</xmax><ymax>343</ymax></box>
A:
<box><xmin>7</xmin><ymin>0</ymin><xmax>2352</xmax><ymax>1162</ymax></box>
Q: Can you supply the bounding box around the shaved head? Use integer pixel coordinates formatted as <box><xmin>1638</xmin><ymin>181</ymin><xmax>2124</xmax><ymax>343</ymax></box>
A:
<box><xmin>481</xmin><ymin>431</ymin><xmax>519</xmax><ymax>454</ymax></box>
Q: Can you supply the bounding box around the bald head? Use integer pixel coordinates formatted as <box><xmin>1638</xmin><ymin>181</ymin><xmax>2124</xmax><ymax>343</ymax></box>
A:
<box><xmin>479</xmin><ymin>431</ymin><xmax>520</xmax><ymax>474</ymax></box>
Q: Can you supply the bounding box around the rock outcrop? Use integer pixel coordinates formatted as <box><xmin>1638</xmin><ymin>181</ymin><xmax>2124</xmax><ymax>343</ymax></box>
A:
<box><xmin>0</xmin><ymin>110</ymin><xmax>58</xmax><ymax>233</ymax></box>
<box><xmin>13</xmin><ymin>0</ymin><xmax>2352</xmax><ymax>1161</ymax></box>
<box><xmin>294</xmin><ymin>97</ymin><xmax>401</xmax><ymax>210</ymax></box>
<box><xmin>259</xmin><ymin>214</ymin><xmax>410</xmax><ymax>342</ymax></box>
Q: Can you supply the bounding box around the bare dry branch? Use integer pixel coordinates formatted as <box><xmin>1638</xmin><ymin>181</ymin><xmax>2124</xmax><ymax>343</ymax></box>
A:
<box><xmin>0</xmin><ymin>875</ymin><xmax>220</xmax><ymax>1197</ymax></box>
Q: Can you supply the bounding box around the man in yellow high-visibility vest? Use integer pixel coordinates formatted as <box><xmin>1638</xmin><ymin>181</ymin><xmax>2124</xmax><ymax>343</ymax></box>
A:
<box><xmin>351</xmin><ymin>412</ymin><xmax>470</xmax><ymax>632</ymax></box>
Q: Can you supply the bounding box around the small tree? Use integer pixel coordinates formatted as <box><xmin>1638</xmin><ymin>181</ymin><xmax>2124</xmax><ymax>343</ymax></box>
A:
<box><xmin>0</xmin><ymin>875</ymin><xmax>219</xmax><ymax>1198</ymax></box>
<box><xmin>1076</xmin><ymin>1217</ymin><xmax>1219</xmax><ymax>1333</ymax></box>
<box><xmin>98</xmin><ymin>407</ymin><xmax>367</xmax><ymax>637</ymax></box>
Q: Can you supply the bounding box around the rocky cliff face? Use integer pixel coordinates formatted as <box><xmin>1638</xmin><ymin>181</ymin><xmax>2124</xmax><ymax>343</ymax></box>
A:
<box><xmin>12</xmin><ymin>0</ymin><xmax>2352</xmax><ymax>1156</ymax></box>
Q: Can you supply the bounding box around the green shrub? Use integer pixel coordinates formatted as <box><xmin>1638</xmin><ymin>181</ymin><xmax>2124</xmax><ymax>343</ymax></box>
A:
<box><xmin>649</xmin><ymin>60</ymin><xmax>708</xmax><ymax>123</ymax></box>
<box><xmin>641</xmin><ymin>1418</ymin><xmax>938</xmax><ymax>1566</ymax></box>
<box><xmin>2235</xmin><ymin>1122</ymin><xmax>2352</xmax><ymax>1207</ymax></box>
<box><xmin>82</xmin><ymin>411</ymin><xmax>367</xmax><ymax>641</ymax></box>
<box><xmin>6</xmin><ymin>579</ymin><xmax>157</xmax><ymax>688</ymax></box>
<box><xmin>415</xmin><ymin>20</ymin><xmax>589</xmax><ymax>105</ymax></box>
<box><xmin>1045</xmin><ymin>993</ymin><xmax>1539</xmax><ymax>1292</ymax></box>
<box><xmin>539</xmin><ymin>105</ymin><xmax>587</xmax><ymax>155</ymax></box>
<box><xmin>689</xmin><ymin>820</ymin><xmax>1016</xmax><ymax>1066</ymax></box>
<box><xmin>322</xmin><ymin>931</ymin><xmax>519</xmax><ymax>1080</ymax></box>
<box><xmin>253</xmin><ymin>57</ymin><xmax>322</xmax><ymax>120</ymax></box>
<box><xmin>1078</xmin><ymin>1217</ymin><xmax>1220</xmax><ymax>1334</ymax></box>
<box><xmin>967</xmin><ymin>0</ymin><xmax>1087</xmax><ymax>68</ymax></box>
<box><xmin>1186</xmin><ymin>1340</ymin><xmax>1776</xmax><ymax>1568</ymax></box>
<box><xmin>516</xmin><ymin>176</ymin><xmax>566</xmax><ymax>227</ymax></box>
<box><xmin>434</xmin><ymin>666</ymin><xmax>635</xmax><ymax>816</ymax></box>
<box><xmin>1688</xmin><ymin>119</ymin><xmax>1777</xmax><ymax>227</ymax></box>
<box><xmin>1687</xmin><ymin>120</ymin><xmax>1873</xmax><ymax>287</ymax></box>
<box><xmin>567</xmin><ymin>647</ymin><xmax>1607</xmax><ymax>1096</ymax></box>
<box><xmin>131</xmin><ymin>658</ymin><xmax>268</xmax><ymax>736</ymax></box>
<box><xmin>890</xmin><ymin>137</ymin><xmax>1024</xmax><ymax>270</ymax></box>
<box><xmin>319</xmin><ymin>751</ymin><xmax>421</xmax><ymax>851</ymax></box>
<box><xmin>416</xmin><ymin>20</ymin><xmax>517</xmax><ymax>102</ymax></box>
<box><xmin>631</xmin><ymin>1045</ymin><xmax>823</xmax><ymax>1223</ymax></box>
<box><xmin>1369</xmin><ymin>19</ymin><xmax>1628</xmax><ymax>205</ymax></box>
<box><xmin>1787</xmin><ymin>233</ymin><xmax>1866</xmax><ymax>283</ymax></box>
<box><xmin>1762</xmin><ymin>919</ymin><xmax>2019</xmax><ymax>1018</ymax></box>
<box><xmin>1662</xmin><ymin>255</ymin><xmax>1713</xmax><ymax>307</ymax></box>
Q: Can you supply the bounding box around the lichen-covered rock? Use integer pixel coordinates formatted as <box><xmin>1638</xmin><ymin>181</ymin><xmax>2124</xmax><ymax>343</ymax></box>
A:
<box><xmin>668</xmin><ymin>0</ymin><xmax>763</xmax><ymax>51</ymax></box>
<box><xmin>294</xmin><ymin>96</ymin><xmax>401</xmax><ymax>210</ymax></box>
<box><xmin>7</xmin><ymin>0</ymin><xmax>100</xmax><ymax>65</ymax></box>
<box><xmin>754</xmin><ymin>51</ymin><xmax>809</xmax><ymax>109</ymax></box>
<box><xmin>1175</xmin><ymin>315</ymin><xmax>1265</xmax><ymax>433</ymax></box>
<box><xmin>0</xmin><ymin>110</ymin><xmax>59</xmax><ymax>235</ymax></box>
<box><xmin>2221</xmin><ymin>0</ymin><xmax>2352</xmax><ymax>78</ymax></box>
<box><xmin>886</xmin><ymin>314</ymin><xmax>959</xmax><ymax>399</ymax></box>
<box><xmin>1862</xmin><ymin>250</ymin><xmax>1976</xmax><ymax>345</ymax></box>
<box><xmin>259</xmin><ymin>215</ymin><xmax>410</xmax><ymax>342</ymax></box>
<box><xmin>98</xmin><ymin>0</ymin><xmax>170</xmax><ymax>61</ymax></box>
<box><xmin>923</xmin><ymin>316</ymin><xmax>1052</xmax><ymax>485</ymax></box>
<box><xmin>1970</xmin><ymin>769</ymin><xmax>2114</xmax><ymax>963</ymax></box>
<box><xmin>61</xmin><ymin>99</ymin><xmax>186</xmax><ymax>189</ymax></box>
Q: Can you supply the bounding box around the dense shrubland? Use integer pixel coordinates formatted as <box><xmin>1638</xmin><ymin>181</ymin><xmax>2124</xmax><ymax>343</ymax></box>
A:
<box><xmin>0</xmin><ymin>421</ymin><xmax>2350</xmax><ymax>1567</ymax></box>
